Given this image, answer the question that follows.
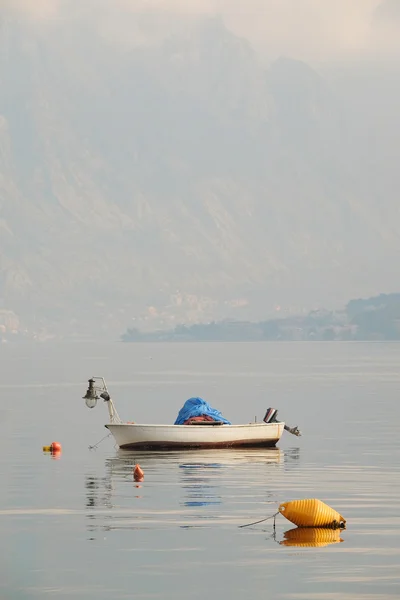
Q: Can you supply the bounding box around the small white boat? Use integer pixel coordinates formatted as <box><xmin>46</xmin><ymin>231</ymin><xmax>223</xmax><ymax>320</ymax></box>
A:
<box><xmin>83</xmin><ymin>377</ymin><xmax>299</xmax><ymax>451</ymax></box>
<box><xmin>105</xmin><ymin>421</ymin><xmax>285</xmax><ymax>450</ymax></box>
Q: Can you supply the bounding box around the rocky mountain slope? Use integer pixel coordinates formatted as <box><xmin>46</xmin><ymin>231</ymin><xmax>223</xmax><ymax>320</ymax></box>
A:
<box><xmin>1</xmin><ymin>7</ymin><xmax>399</xmax><ymax>336</ymax></box>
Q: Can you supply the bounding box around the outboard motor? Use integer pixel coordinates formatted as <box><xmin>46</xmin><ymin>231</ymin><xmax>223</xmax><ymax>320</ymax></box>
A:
<box><xmin>264</xmin><ymin>407</ymin><xmax>301</xmax><ymax>437</ymax></box>
<box><xmin>263</xmin><ymin>408</ymin><xmax>279</xmax><ymax>423</ymax></box>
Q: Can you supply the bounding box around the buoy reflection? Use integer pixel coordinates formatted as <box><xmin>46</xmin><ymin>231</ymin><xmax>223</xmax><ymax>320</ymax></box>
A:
<box><xmin>280</xmin><ymin>526</ymin><xmax>345</xmax><ymax>548</ymax></box>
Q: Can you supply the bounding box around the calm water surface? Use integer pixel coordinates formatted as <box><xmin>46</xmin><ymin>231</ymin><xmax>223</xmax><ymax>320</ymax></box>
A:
<box><xmin>0</xmin><ymin>341</ymin><xmax>399</xmax><ymax>599</ymax></box>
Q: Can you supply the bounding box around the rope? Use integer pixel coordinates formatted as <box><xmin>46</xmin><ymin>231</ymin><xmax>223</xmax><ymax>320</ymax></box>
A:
<box><xmin>88</xmin><ymin>432</ymin><xmax>112</xmax><ymax>450</ymax></box>
<box><xmin>239</xmin><ymin>511</ymin><xmax>279</xmax><ymax>529</ymax></box>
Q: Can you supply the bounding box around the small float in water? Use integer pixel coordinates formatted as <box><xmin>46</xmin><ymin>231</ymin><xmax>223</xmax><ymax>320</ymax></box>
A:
<box><xmin>279</xmin><ymin>498</ymin><xmax>346</xmax><ymax>529</ymax></box>
<box><xmin>82</xmin><ymin>377</ymin><xmax>301</xmax><ymax>451</ymax></box>
<box><xmin>240</xmin><ymin>498</ymin><xmax>346</xmax><ymax>530</ymax></box>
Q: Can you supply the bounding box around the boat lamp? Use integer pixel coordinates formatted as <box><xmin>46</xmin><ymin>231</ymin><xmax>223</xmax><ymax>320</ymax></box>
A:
<box><xmin>83</xmin><ymin>378</ymin><xmax>99</xmax><ymax>409</ymax></box>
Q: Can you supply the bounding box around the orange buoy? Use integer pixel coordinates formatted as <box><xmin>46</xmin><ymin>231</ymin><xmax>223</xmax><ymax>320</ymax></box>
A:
<box><xmin>278</xmin><ymin>499</ymin><xmax>346</xmax><ymax>528</ymax></box>
<box><xmin>133</xmin><ymin>464</ymin><xmax>144</xmax><ymax>482</ymax></box>
<box><xmin>50</xmin><ymin>442</ymin><xmax>62</xmax><ymax>452</ymax></box>
<box><xmin>280</xmin><ymin>527</ymin><xmax>344</xmax><ymax>548</ymax></box>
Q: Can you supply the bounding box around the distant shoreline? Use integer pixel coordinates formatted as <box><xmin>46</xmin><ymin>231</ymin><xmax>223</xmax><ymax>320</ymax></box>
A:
<box><xmin>121</xmin><ymin>292</ymin><xmax>400</xmax><ymax>344</ymax></box>
<box><xmin>121</xmin><ymin>339</ymin><xmax>400</xmax><ymax>343</ymax></box>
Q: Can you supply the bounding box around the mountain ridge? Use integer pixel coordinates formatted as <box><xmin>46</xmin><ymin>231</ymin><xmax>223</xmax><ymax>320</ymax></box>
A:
<box><xmin>1</xmin><ymin>10</ymin><xmax>399</xmax><ymax>336</ymax></box>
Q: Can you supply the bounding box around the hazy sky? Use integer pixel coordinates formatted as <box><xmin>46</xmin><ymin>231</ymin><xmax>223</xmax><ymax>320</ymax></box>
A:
<box><xmin>3</xmin><ymin>0</ymin><xmax>399</xmax><ymax>61</ymax></box>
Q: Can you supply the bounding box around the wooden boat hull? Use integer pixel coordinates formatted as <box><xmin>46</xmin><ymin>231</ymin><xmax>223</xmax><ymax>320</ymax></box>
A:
<box><xmin>105</xmin><ymin>422</ymin><xmax>285</xmax><ymax>450</ymax></box>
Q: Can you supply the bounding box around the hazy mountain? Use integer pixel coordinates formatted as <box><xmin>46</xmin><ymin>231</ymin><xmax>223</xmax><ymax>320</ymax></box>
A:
<box><xmin>0</xmin><ymin>8</ymin><xmax>399</xmax><ymax>336</ymax></box>
<box><xmin>373</xmin><ymin>0</ymin><xmax>400</xmax><ymax>23</ymax></box>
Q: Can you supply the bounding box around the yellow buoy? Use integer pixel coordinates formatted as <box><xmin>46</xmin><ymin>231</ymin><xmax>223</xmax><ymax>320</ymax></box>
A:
<box><xmin>278</xmin><ymin>498</ymin><xmax>346</xmax><ymax>528</ymax></box>
<box><xmin>280</xmin><ymin>527</ymin><xmax>344</xmax><ymax>547</ymax></box>
<box><xmin>42</xmin><ymin>446</ymin><xmax>51</xmax><ymax>452</ymax></box>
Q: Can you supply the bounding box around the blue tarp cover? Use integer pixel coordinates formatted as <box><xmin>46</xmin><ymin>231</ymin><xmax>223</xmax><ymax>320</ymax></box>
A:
<box><xmin>174</xmin><ymin>397</ymin><xmax>231</xmax><ymax>425</ymax></box>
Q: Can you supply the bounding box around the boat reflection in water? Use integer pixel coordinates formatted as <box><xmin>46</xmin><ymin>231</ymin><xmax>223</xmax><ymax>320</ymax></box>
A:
<box><xmin>84</xmin><ymin>447</ymin><xmax>287</xmax><ymax>538</ymax></box>
<box><xmin>280</xmin><ymin>526</ymin><xmax>345</xmax><ymax>548</ymax></box>
<box><xmin>179</xmin><ymin>463</ymin><xmax>222</xmax><ymax>508</ymax></box>
<box><xmin>109</xmin><ymin>446</ymin><xmax>284</xmax><ymax>468</ymax></box>
<box><xmin>85</xmin><ymin>474</ymin><xmax>114</xmax><ymax>541</ymax></box>
<box><xmin>177</xmin><ymin>447</ymin><xmax>283</xmax><ymax>509</ymax></box>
